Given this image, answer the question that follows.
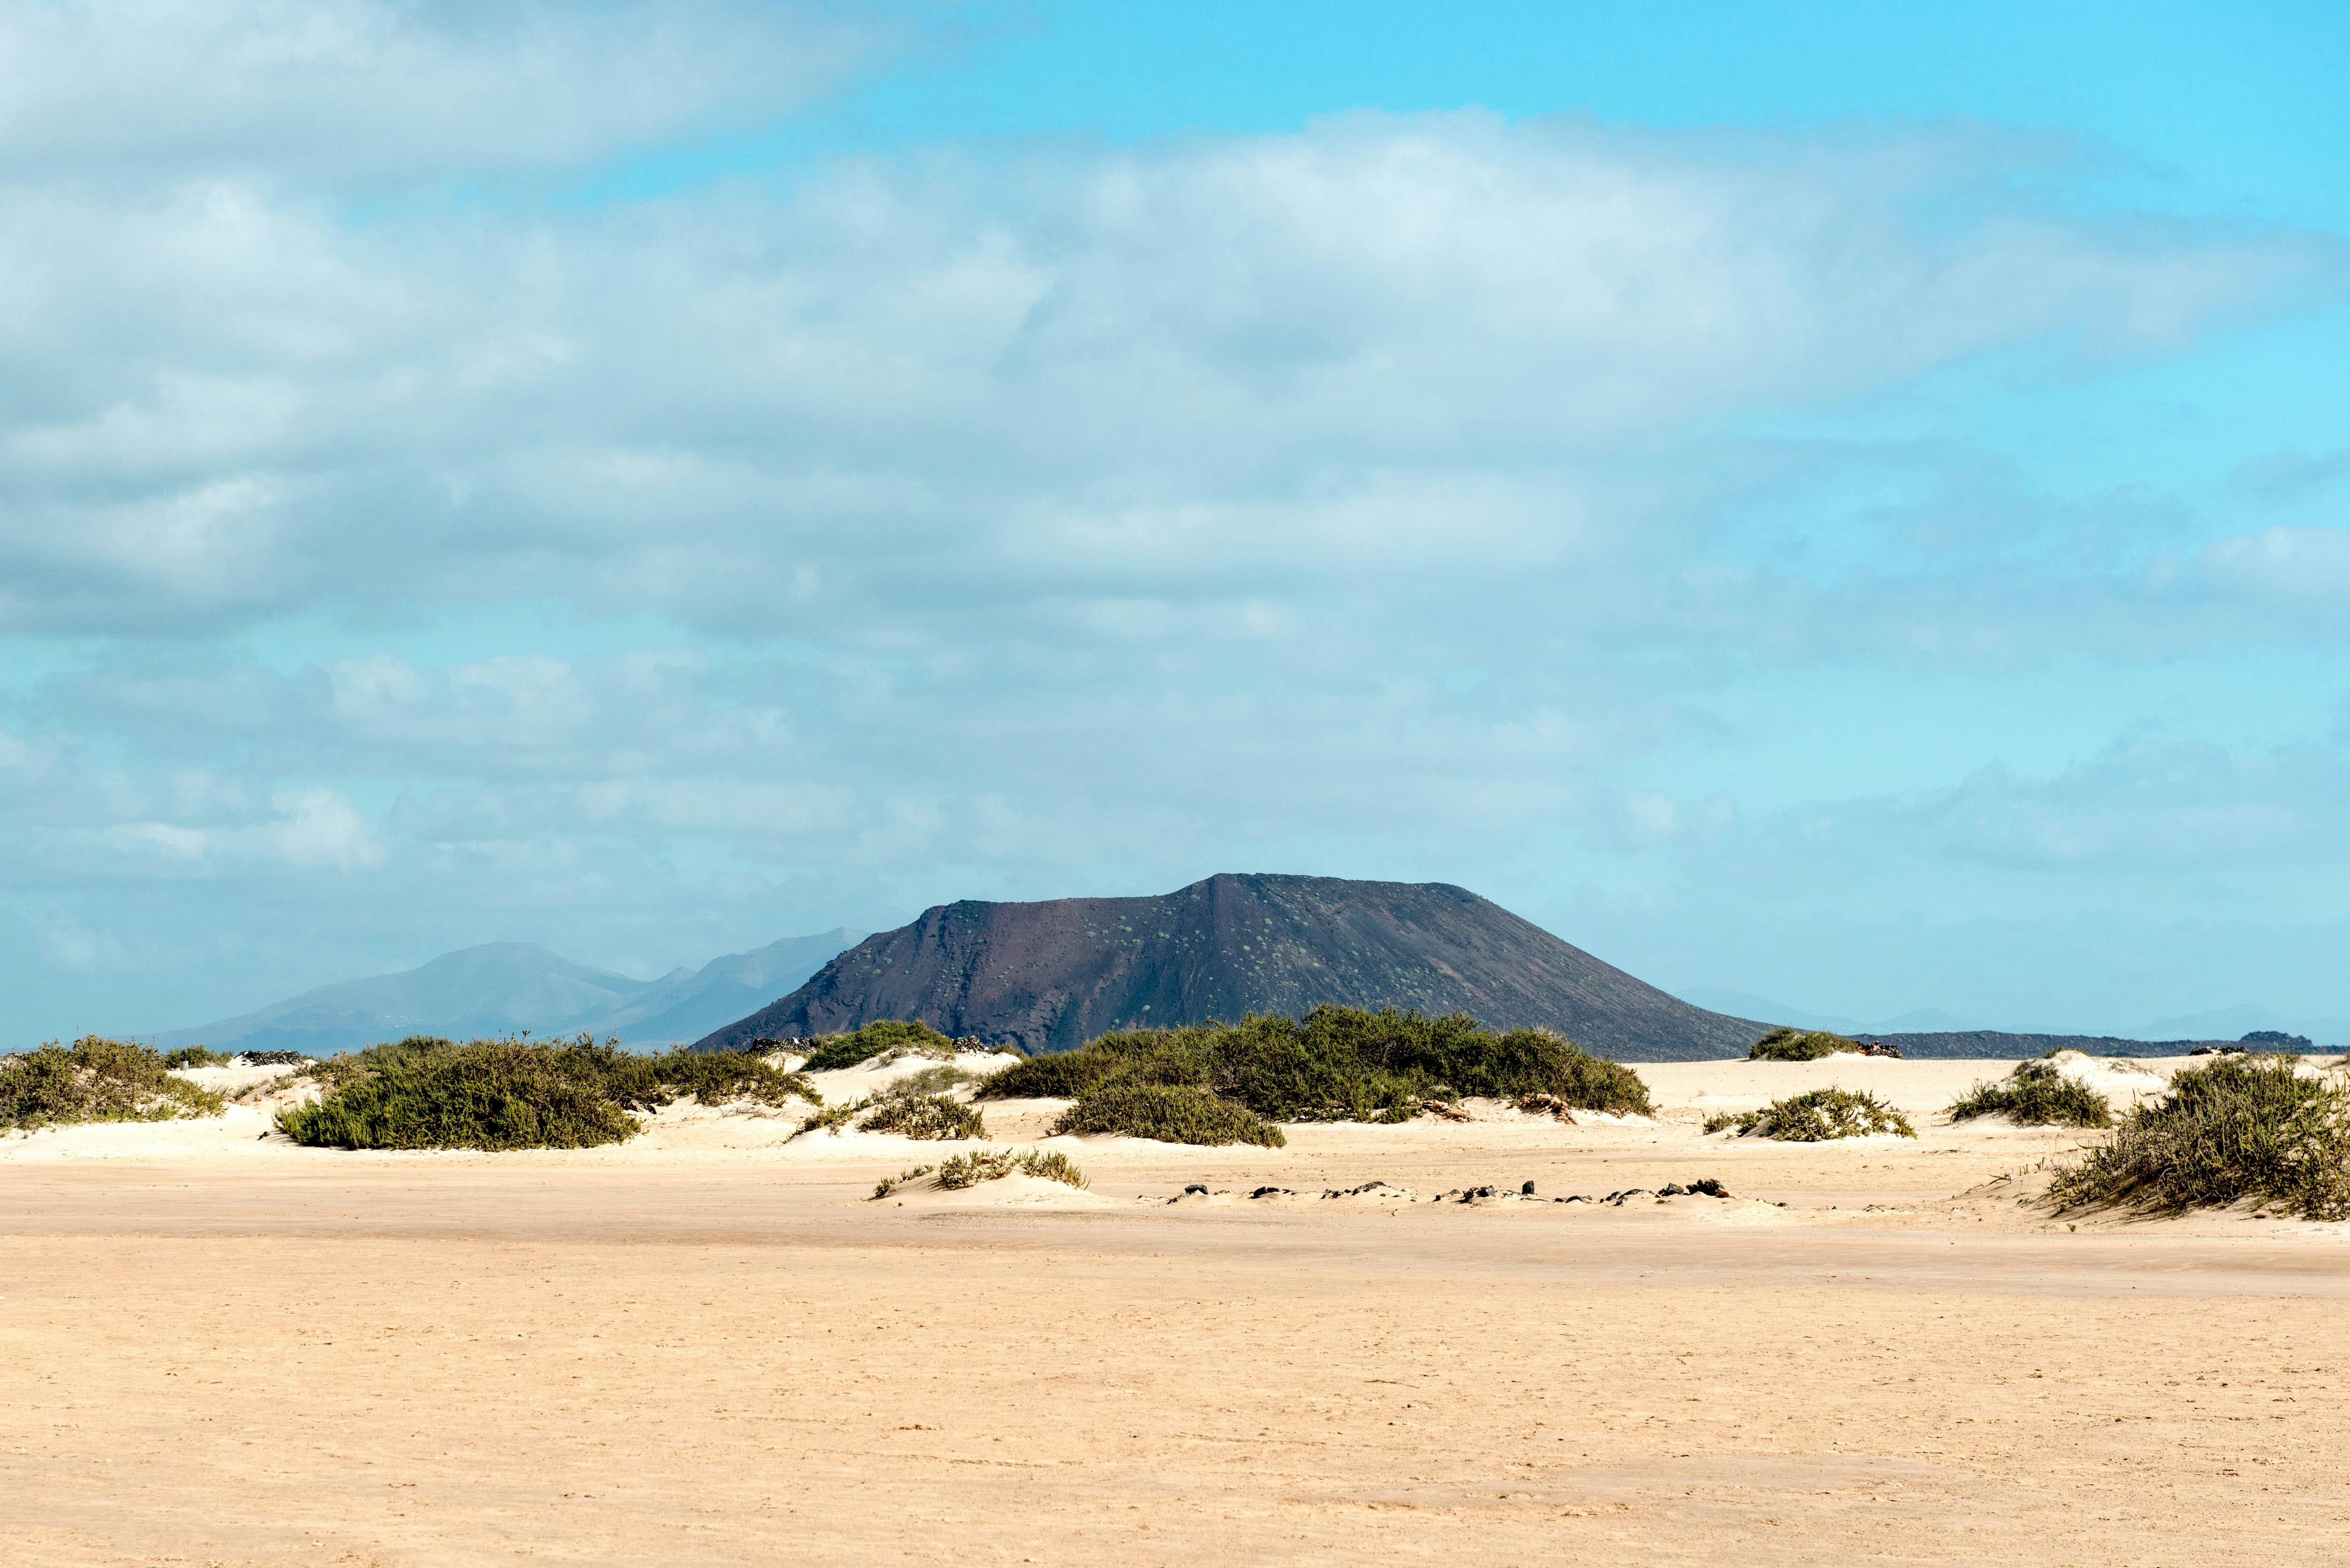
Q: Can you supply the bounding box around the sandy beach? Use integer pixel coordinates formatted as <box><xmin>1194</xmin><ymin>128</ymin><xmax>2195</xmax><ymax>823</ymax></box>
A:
<box><xmin>5</xmin><ymin>1053</ymin><xmax>2347</xmax><ymax>1566</ymax></box>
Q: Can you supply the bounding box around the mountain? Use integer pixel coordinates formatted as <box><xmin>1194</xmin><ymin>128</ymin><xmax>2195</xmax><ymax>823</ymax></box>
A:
<box><xmin>2131</xmin><ymin>1005</ymin><xmax>2350</xmax><ymax>1047</ymax></box>
<box><xmin>153</xmin><ymin>942</ymin><xmax>658</xmax><ymax>1056</ymax></box>
<box><xmin>1672</xmin><ymin>987</ymin><xmax>1862</xmax><ymax>1035</ymax></box>
<box><xmin>693</xmin><ymin>873</ymin><xmax>1768</xmax><ymax>1061</ymax></box>
<box><xmin>154</xmin><ymin>930</ymin><xmax>863</xmax><ymax>1055</ymax></box>
<box><xmin>572</xmin><ymin>929</ymin><xmax>864</xmax><ymax>1044</ymax></box>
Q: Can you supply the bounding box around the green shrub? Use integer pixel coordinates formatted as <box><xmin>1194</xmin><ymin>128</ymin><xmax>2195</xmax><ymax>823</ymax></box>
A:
<box><xmin>979</xmin><ymin>1005</ymin><xmax>1651</xmax><ymax>1124</ymax></box>
<box><xmin>797</xmin><ymin>1019</ymin><xmax>962</xmax><ymax>1072</ymax></box>
<box><xmin>277</xmin><ymin>1036</ymin><xmax>820</xmax><ymax>1151</ymax></box>
<box><xmin>2</xmin><ymin>1037</ymin><xmax>229</xmax><ymax>1131</ymax></box>
<box><xmin>1706</xmin><ymin>1087</ymin><xmax>1916</xmax><ymax>1141</ymax></box>
<box><xmin>1948</xmin><ymin>1060</ymin><xmax>2112</xmax><ymax>1128</ymax></box>
<box><xmin>1050</xmin><ymin>1082</ymin><xmax>1286</xmax><ymax>1147</ymax></box>
<box><xmin>895</xmin><ymin>1063</ymin><xmax>978</xmax><ymax>1094</ymax></box>
<box><xmin>856</xmin><ymin>1084</ymin><xmax>987</xmax><ymax>1141</ymax></box>
<box><xmin>162</xmin><ymin>1046</ymin><xmax>230</xmax><ymax>1069</ymax></box>
<box><xmin>936</xmin><ymin>1146</ymin><xmax>1089</xmax><ymax>1191</ymax></box>
<box><xmin>976</xmin><ymin>1028</ymin><xmax>1215</xmax><ymax>1099</ymax></box>
<box><xmin>1747</xmin><ymin>1027</ymin><xmax>1858</xmax><ymax>1061</ymax></box>
<box><xmin>2047</xmin><ymin>1055</ymin><xmax>2350</xmax><ymax>1221</ymax></box>
<box><xmin>276</xmin><ymin>1040</ymin><xmax>638</xmax><ymax>1150</ymax></box>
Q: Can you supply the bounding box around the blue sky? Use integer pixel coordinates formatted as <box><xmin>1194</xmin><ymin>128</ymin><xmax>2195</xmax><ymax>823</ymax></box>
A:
<box><xmin>3</xmin><ymin>0</ymin><xmax>2346</xmax><ymax>1040</ymax></box>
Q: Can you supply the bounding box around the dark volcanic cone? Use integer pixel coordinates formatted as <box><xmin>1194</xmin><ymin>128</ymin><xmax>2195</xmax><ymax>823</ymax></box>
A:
<box><xmin>694</xmin><ymin>873</ymin><xmax>1761</xmax><ymax>1061</ymax></box>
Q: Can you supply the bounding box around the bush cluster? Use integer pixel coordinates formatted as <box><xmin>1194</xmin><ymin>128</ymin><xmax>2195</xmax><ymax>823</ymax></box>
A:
<box><xmin>1706</xmin><ymin>1087</ymin><xmax>1916</xmax><ymax>1141</ymax></box>
<box><xmin>2</xmin><ymin>1037</ymin><xmax>230</xmax><ymax>1131</ymax></box>
<box><xmin>1049</xmin><ymin>1083</ymin><xmax>1285</xmax><ymax>1147</ymax></box>
<box><xmin>1747</xmin><ymin>1027</ymin><xmax>1858</xmax><ymax>1062</ymax></box>
<box><xmin>1947</xmin><ymin>1060</ymin><xmax>2112</xmax><ymax>1128</ymax></box>
<box><xmin>979</xmin><ymin>1004</ymin><xmax>1650</xmax><ymax>1146</ymax></box>
<box><xmin>855</xmin><ymin>1082</ymin><xmax>988</xmax><ymax>1141</ymax></box>
<box><xmin>2048</xmin><ymin>1055</ymin><xmax>2350</xmax><ymax>1221</ymax></box>
<box><xmin>161</xmin><ymin>1046</ymin><xmax>231</xmax><ymax>1069</ymax></box>
<box><xmin>793</xmin><ymin>1020</ymin><xmax>987</xmax><ymax>1072</ymax></box>
<box><xmin>935</xmin><ymin>1147</ymin><xmax>1089</xmax><ymax>1191</ymax></box>
<box><xmin>277</xmin><ymin>1036</ymin><xmax>819</xmax><ymax>1151</ymax></box>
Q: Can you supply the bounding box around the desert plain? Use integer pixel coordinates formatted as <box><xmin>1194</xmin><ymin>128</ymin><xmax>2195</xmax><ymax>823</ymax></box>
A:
<box><xmin>4</xmin><ymin>1051</ymin><xmax>2347</xmax><ymax>1567</ymax></box>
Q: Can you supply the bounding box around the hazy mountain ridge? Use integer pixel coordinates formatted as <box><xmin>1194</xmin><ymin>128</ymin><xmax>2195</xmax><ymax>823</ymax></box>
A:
<box><xmin>695</xmin><ymin>873</ymin><xmax>1767</xmax><ymax>1061</ymax></box>
<box><xmin>150</xmin><ymin>930</ymin><xmax>863</xmax><ymax>1055</ymax></box>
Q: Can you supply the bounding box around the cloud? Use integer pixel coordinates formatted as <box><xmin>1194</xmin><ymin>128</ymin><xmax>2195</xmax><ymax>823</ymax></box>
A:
<box><xmin>2</xmin><ymin>112</ymin><xmax>2339</xmax><ymax>658</ymax></box>
<box><xmin>0</xmin><ymin>0</ymin><xmax>888</xmax><ymax>183</ymax></box>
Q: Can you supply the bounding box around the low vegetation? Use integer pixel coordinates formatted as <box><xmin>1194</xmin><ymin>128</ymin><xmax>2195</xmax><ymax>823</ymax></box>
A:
<box><xmin>979</xmin><ymin>1005</ymin><xmax>1650</xmax><ymax>1146</ymax></box>
<box><xmin>2047</xmin><ymin>1054</ymin><xmax>2350</xmax><ymax>1221</ymax></box>
<box><xmin>854</xmin><ymin>1082</ymin><xmax>988</xmax><ymax>1141</ymax></box>
<box><xmin>935</xmin><ymin>1147</ymin><xmax>1089</xmax><ymax>1191</ymax></box>
<box><xmin>1049</xmin><ymin>1082</ymin><xmax>1287</xmax><ymax>1147</ymax></box>
<box><xmin>791</xmin><ymin>1020</ymin><xmax>1006</xmax><ymax>1072</ymax></box>
<box><xmin>1706</xmin><ymin>1087</ymin><xmax>1916</xmax><ymax>1141</ymax></box>
<box><xmin>1947</xmin><ymin>1060</ymin><xmax>2112</xmax><ymax>1128</ymax></box>
<box><xmin>1747</xmin><ymin>1027</ymin><xmax>1857</xmax><ymax>1062</ymax></box>
<box><xmin>2</xmin><ymin>1037</ymin><xmax>229</xmax><ymax>1131</ymax></box>
<box><xmin>873</xmin><ymin>1164</ymin><xmax>933</xmax><ymax>1198</ymax></box>
<box><xmin>161</xmin><ymin>1046</ymin><xmax>230</xmax><ymax>1069</ymax></box>
<box><xmin>277</xmin><ymin>1036</ymin><xmax>820</xmax><ymax>1151</ymax></box>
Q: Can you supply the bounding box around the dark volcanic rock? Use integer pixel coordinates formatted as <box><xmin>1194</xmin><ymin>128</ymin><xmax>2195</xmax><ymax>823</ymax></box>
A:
<box><xmin>692</xmin><ymin>873</ymin><xmax>1762</xmax><ymax>1060</ymax></box>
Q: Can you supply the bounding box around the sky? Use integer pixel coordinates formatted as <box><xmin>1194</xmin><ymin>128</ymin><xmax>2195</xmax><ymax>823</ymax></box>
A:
<box><xmin>3</xmin><ymin>0</ymin><xmax>2348</xmax><ymax>1041</ymax></box>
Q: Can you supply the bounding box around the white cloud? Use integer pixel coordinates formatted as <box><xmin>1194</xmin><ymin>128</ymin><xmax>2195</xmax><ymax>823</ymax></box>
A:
<box><xmin>0</xmin><ymin>0</ymin><xmax>886</xmax><ymax>182</ymax></box>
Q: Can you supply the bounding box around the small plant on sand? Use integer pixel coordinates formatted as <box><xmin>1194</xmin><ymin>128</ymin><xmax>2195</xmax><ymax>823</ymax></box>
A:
<box><xmin>162</xmin><ymin>1046</ymin><xmax>230</xmax><ymax>1069</ymax></box>
<box><xmin>1948</xmin><ymin>1061</ymin><xmax>2112</xmax><ymax>1128</ymax></box>
<box><xmin>793</xmin><ymin>1097</ymin><xmax>870</xmax><ymax>1138</ymax></box>
<box><xmin>1050</xmin><ymin>1082</ymin><xmax>1286</xmax><ymax>1147</ymax></box>
<box><xmin>935</xmin><ymin>1147</ymin><xmax>1089</xmax><ymax>1191</ymax></box>
<box><xmin>895</xmin><ymin>1063</ymin><xmax>978</xmax><ymax>1094</ymax></box>
<box><xmin>2</xmin><ymin>1037</ymin><xmax>228</xmax><ymax>1131</ymax></box>
<box><xmin>1706</xmin><ymin>1087</ymin><xmax>1916</xmax><ymax>1141</ymax></box>
<box><xmin>797</xmin><ymin>1020</ymin><xmax>963</xmax><ymax>1073</ymax></box>
<box><xmin>855</xmin><ymin>1082</ymin><xmax>988</xmax><ymax>1141</ymax></box>
<box><xmin>873</xmin><ymin>1165</ymin><xmax>934</xmax><ymax>1199</ymax></box>
<box><xmin>2047</xmin><ymin>1055</ymin><xmax>2350</xmax><ymax>1221</ymax></box>
<box><xmin>1747</xmin><ymin>1027</ymin><xmax>1857</xmax><ymax>1062</ymax></box>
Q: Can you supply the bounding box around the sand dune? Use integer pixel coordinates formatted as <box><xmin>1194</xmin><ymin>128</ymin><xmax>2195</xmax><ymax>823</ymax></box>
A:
<box><xmin>3</xmin><ymin>1054</ymin><xmax>2345</xmax><ymax>1565</ymax></box>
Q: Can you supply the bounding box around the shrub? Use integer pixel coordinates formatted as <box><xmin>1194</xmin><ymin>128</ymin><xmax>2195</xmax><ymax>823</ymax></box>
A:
<box><xmin>856</xmin><ymin>1084</ymin><xmax>987</xmax><ymax>1141</ymax></box>
<box><xmin>797</xmin><ymin>1019</ymin><xmax>962</xmax><ymax>1072</ymax></box>
<box><xmin>2</xmin><ymin>1037</ymin><xmax>229</xmax><ymax>1131</ymax></box>
<box><xmin>276</xmin><ymin>1040</ymin><xmax>638</xmax><ymax>1150</ymax></box>
<box><xmin>794</xmin><ymin>1097</ymin><xmax>870</xmax><ymax>1137</ymax></box>
<box><xmin>1948</xmin><ymin>1060</ymin><xmax>2112</xmax><ymax>1128</ymax></box>
<box><xmin>979</xmin><ymin>1005</ymin><xmax>1652</xmax><ymax>1123</ymax></box>
<box><xmin>1707</xmin><ymin>1087</ymin><xmax>1916</xmax><ymax>1141</ymax></box>
<box><xmin>1050</xmin><ymin>1083</ymin><xmax>1286</xmax><ymax>1147</ymax></box>
<box><xmin>936</xmin><ymin>1147</ymin><xmax>1089</xmax><ymax>1191</ymax></box>
<box><xmin>895</xmin><ymin>1063</ymin><xmax>977</xmax><ymax>1094</ymax></box>
<box><xmin>2047</xmin><ymin>1055</ymin><xmax>2350</xmax><ymax>1221</ymax></box>
<box><xmin>162</xmin><ymin>1046</ymin><xmax>230</xmax><ymax>1069</ymax></box>
<box><xmin>277</xmin><ymin>1036</ymin><xmax>819</xmax><ymax>1151</ymax></box>
<box><xmin>1747</xmin><ymin>1027</ymin><xmax>1857</xmax><ymax>1062</ymax></box>
<box><xmin>234</xmin><ymin>1050</ymin><xmax>311</xmax><ymax>1066</ymax></box>
<box><xmin>976</xmin><ymin>1027</ymin><xmax>1214</xmax><ymax>1099</ymax></box>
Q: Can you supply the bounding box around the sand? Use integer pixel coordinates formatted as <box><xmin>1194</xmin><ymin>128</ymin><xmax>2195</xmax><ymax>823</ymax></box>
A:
<box><xmin>4</xmin><ymin>1054</ymin><xmax>2348</xmax><ymax>1566</ymax></box>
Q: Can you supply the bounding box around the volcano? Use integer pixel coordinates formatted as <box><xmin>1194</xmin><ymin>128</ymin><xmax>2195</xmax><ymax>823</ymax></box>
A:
<box><xmin>694</xmin><ymin>873</ymin><xmax>1762</xmax><ymax>1061</ymax></box>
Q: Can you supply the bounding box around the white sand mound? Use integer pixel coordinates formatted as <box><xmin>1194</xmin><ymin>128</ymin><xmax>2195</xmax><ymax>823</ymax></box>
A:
<box><xmin>878</xmin><ymin>1171</ymin><xmax>1107</xmax><ymax>1209</ymax></box>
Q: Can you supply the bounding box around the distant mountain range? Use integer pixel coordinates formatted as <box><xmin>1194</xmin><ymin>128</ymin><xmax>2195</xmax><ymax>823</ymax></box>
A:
<box><xmin>1674</xmin><ymin>988</ymin><xmax>2347</xmax><ymax>1049</ymax></box>
<box><xmin>695</xmin><ymin>873</ymin><xmax>1768</xmax><ymax>1061</ymax></box>
<box><xmin>152</xmin><ymin>930</ymin><xmax>863</xmax><ymax>1056</ymax></box>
